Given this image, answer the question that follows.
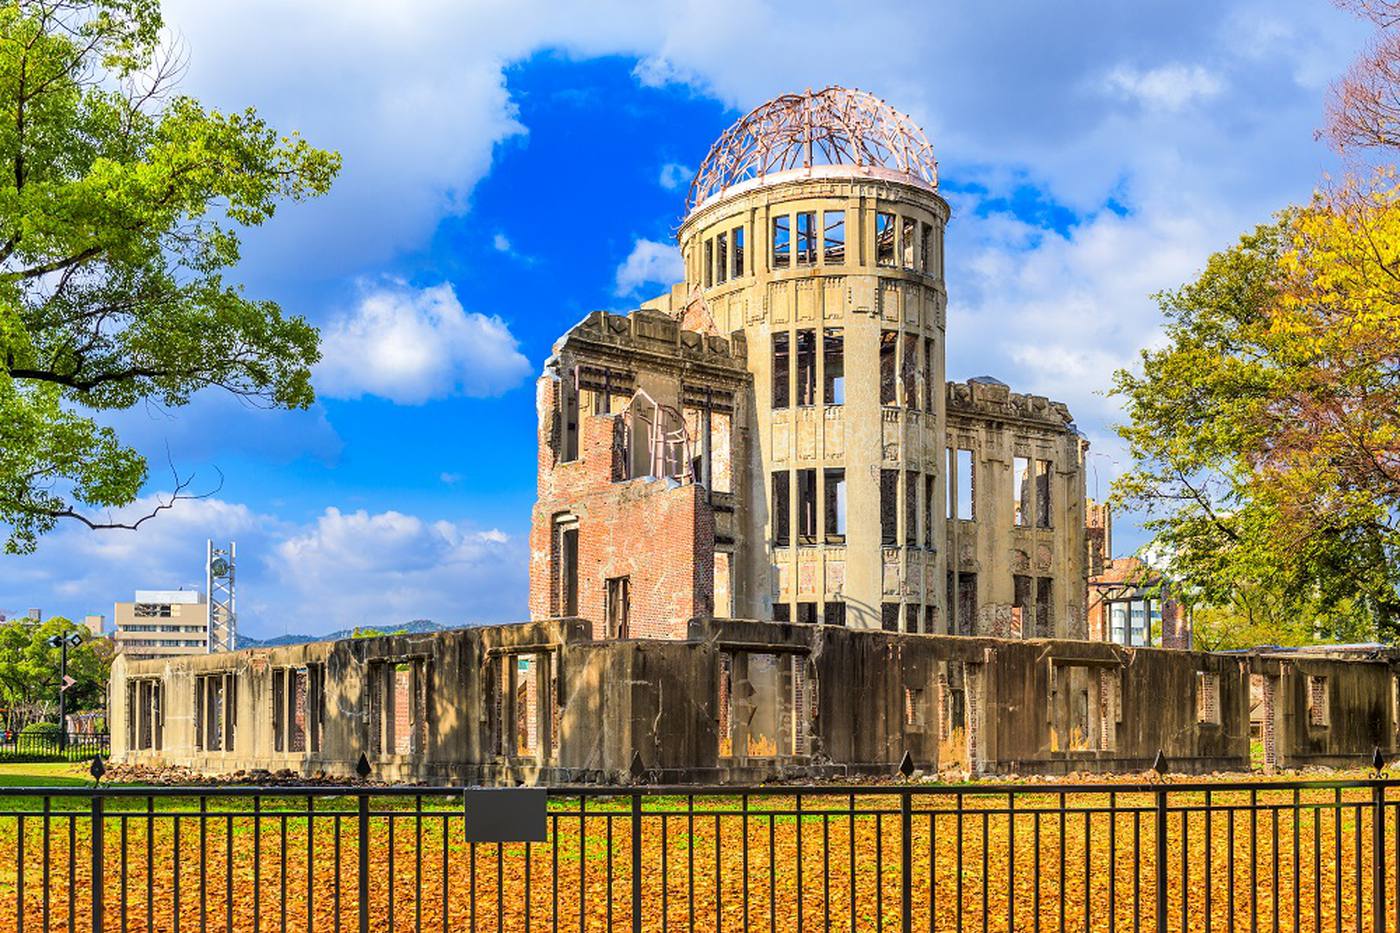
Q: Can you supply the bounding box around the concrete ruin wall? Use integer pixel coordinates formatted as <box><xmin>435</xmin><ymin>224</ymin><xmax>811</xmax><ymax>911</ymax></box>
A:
<box><xmin>110</xmin><ymin>620</ymin><xmax>1400</xmax><ymax>784</ymax></box>
<box><xmin>945</xmin><ymin>379</ymin><xmax>1089</xmax><ymax>641</ymax></box>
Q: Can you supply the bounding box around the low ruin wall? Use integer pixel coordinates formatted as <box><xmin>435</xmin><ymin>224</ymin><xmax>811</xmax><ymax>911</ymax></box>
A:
<box><xmin>107</xmin><ymin>620</ymin><xmax>1397</xmax><ymax>784</ymax></box>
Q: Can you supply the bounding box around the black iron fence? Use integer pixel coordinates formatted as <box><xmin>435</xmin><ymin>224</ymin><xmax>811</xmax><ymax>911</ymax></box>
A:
<box><xmin>0</xmin><ymin>731</ymin><xmax>108</xmax><ymax>762</ymax></box>
<box><xmin>3</xmin><ymin>777</ymin><xmax>1400</xmax><ymax>931</ymax></box>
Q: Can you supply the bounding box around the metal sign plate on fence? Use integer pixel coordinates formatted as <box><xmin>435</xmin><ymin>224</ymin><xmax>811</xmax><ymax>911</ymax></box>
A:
<box><xmin>462</xmin><ymin>788</ymin><xmax>547</xmax><ymax>842</ymax></box>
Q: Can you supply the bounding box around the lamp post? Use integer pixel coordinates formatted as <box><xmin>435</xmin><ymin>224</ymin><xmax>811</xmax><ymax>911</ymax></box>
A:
<box><xmin>46</xmin><ymin>630</ymin><xmax>82</xmax><ymax>751</ymax></box>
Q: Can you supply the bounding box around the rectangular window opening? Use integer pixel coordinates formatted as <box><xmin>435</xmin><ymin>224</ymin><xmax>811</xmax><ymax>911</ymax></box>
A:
<box><xmin>795</xmin><ymin>329</ymin><xmax>817</xmax><ymax>406</ymax></box>
<box><xmin>1036</xmin><ymin>577</ymin><xmax>1053</xmax><ymax>639</ymax></box>
<box><xmin>823</xmin><ymin>601</ymin><xmax>846</xmax><ymax>626</ymax></box>
<box><xmin>704</xmin><ymin>238</ymin><xmax>713</xmax><ymax>288</ymax></box>
<box><xmin>1035</xmin><ymin>459</ymin><xmax>1052</xmax><ymax>528</ymax></box>
<box><xmin>901</xmin><ymin>333</ymin><xmax>919</xmax><ymax>410</ymax></box>
<box><xmin>824</xmin><ymin>468</ymin><xmax>846</xmax><ymax>544</ymax></box>
<box><xmin>904</xmin><ymin>470</ymin><xmax>919</xmax><ymax>548</ymax></box>
<box><xmin>796</xmin><ymin>602</ymin><xmax>818</xmax><ymax>625</ymax></box>
<box><xmin>555</xmin><ymin>519</ymin><xmax>579</xmax><ymax>617</ymax></box>
<box><xmin>876</xmin><ymin>212</ymin><xmax>895</xmax><ymax>266</ymax></box>
<box><xmin>823</xmin><ymin>210</ymin><xmax>845</xmax><ymax>263</ymax></box>
<box><xmin>1013</xmin><ymin>456</ymin><xmax>1031</xmax><ymax>527</ymax></box>
<box><xmin>924</xmin><ymin>337</ymin><xmax>935</xmax><ymax>412</ymax></box>
<box><xmin>1308</xmin><ymin>675</ymin><xmax>1330</xmax><ymax>728</ymax></box>
<box><xmin>732</xmin><ymin>226</ymin><xmax>745</xmax><ymax>278</ymax></box>
<box><xmin>772</xmin><ymin>332</ymin><xmax>790</xmax><ymax>409</ymax></box>
<box><xmin>881</xmin><ymin>603</ymin><xmax>901</xmax><ymax>632</ymax></box>
<box><xmin>1197</xmin><ymin>672</ymin><xmax>1221</xmax><ymax>726</ymax></box>
<box><xmin>925</xmin><ymin>474</ymin><xmax>936</xmax><ymax>549</ymax></box>
<box><xmin>879</xmin><ymin>331</ymin><xmax>898</xmax><ymax>406</ymax></box>
<box><xmin>772</xmin><ymin>471</ymin><xmax>791</xmax><ymax>547</ymax></box>
<box><xmin>901</xmin><ymin>216</ymin><xmax>917</xmax><ymax>269</ymax></box>
<box><xmin>606</xmin><ymin>576</ymin><xmax>631</xmax><ymax>639</ymax></box>
<box><xmin>795</xmin><ymin>211</ymin><xmax>816</xmax><ymax>265</ymax></box>
<box><xmin>880</xmin><ymin>469</ymin><xmax>898</xmax><ymax>546</ymax></box>
<box><xmin>773</xmin><ymin>603</ymin><xmax>791</xmax><ymax>623</ymax></box>
<box><xmin>823</xmin><ymin>328</ymin><xmax>844</xmax><ymax>405</ymax></box>
<box><xmin>1012</xmin><ymin>574</ymin><xmax>1032</xmax><ymax>640</ymax></box>
<box><xmin>715</xmin><ymin>231</ymin><xmax>728</xmax><ymax>284</ymax></box>
<box><xmin>797</xmin><ymin>469</ymin><xmax>817</xmax><ymax>545</ymax></box>
<box><xmin>772</xmin><ymin>215</ymin><xmax>791</xmax><ymax>269</ymax></box>
<box><xmin>904</xmin><ymin>603</ymin><xmax>920</xmax><ymax>635</ymax></box>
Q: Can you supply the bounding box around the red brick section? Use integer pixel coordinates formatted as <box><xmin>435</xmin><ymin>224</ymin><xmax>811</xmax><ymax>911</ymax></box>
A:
<box><xmin>529</xmin><ymin>379</ymin><xmax>715</xmax><ymax>639</ymax></box>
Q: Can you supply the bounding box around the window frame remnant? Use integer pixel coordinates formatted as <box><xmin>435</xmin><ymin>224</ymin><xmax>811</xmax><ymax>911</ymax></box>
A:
<box><xmin>879</xmin><ymin>331</ymin><xmax>898</xmax><ymax>406</ymax></box>
<box><xmin>876</xmin><ymin>212</ymin><xmax>896</xmax><ymax>266</ymax></box>
<box><xmin>795</xmin><ymin>329</ymin><xmax>817</xmax><ymax>406</ymax></box>
<box><xmin>881</xmin><ymin>603</ymin><xmax>901</xmax><ymax>632</ymax></box>
<box><xmin>1035</xmin><ymin>459</ymin><xmax>1053</xmax><ymax>528</ymax></box>
<box><xmin>126</xmin><ymin>678</ymin><xmax>163</xmax><ymax>752</ymax></box>
<box><xmin>732</xmin><ymin>225</ymin><xmax>746</xmax><ymax>278</ymax></box>
<box><xmin>823</xmin><ymin>328</ymin><xmax>844</xmax><ymax>405</ymax></box>
<box><xmin>795</xmin><ymin>211</ymin><xmax>817</xmax><ymax>265</ymax></box>
<box><xmin>1308</xmin><ymin>675</ymin><xmax>1330</xmax><ymax>728</ymax></box>
<box><xmin>715</xmin><ymin>231</ymin><xmax>728</xmax><ymax>284</ymax></box>
<box><xmin>772</xmin><ymin>471</ymin><xmax>791</xmax><ymax>547</ymax></box>
<box><xmin>880</xmin><ymin>469</ymin><xmax>898</xmax><ymax>546</ymax></box>
<box><xmin>824</xmin><ymin>468</ymin><xmax>846</xmax><ymax>544</ymax></box>
<box><xmin>772</xmin><ymin>331</ymin><xmax>790</xmax><ymax>409</ymax></box>
<box><xmin>796</xmin><ymin>468</ymin><xmax>817</xmax><ymax>545</ymax></box>
<box><xmin>823</xmin><ymin>210</ymin><xmax>845</xmax><ymax>263</ymax></box>
<box><xmin>901</xmin><ymin>333</ymin><xmax>919</xmax><ymax>410</ymax></box>
<box><xmin>194</xmin><ymin>672</ymin><xmax>237</xmax><ymax>753</ymax></box>
<box><xmin>605</xmin><ymin>576</ymin><xmax>631</xmax><ymax>639</ymax></box>
<box><xmin>1013</xmin><ymin>456</ymin><xmax>1032</xmax><ymax>527</ymax></box>
<box><xmin>823</xmin><ymin>601</ymin><xmax>846</xmax><ymax>626</ymax></box>
<box><xmin>901</xmin><ymin>216</ymin><xmax>917</xmax><ymax>268</ymax></box>
<box><xmin>553</xmin><ymin>515</ymin><xmax>579</xmax><ymax>617</ymax></box>
<box><xmin>496</xmin><ymin>651</ymin><xmax>556</xmax><ymax>761</ymax></box>
<box><xmin>1197</xmin><ymin>672</ymin><xmax>1221</xmax><ymax>726</ymax></box>
<box><xmin>796</xmin><ymin>602</ymin><xmax>817</xmax><ymax>625</ymax></box>
<box><xmin>772</xmin><ymin>214</ymin><xmax>791</xmax><ymax>269</ymax></box>
<box><xmin>773</xmin><ymin>603</ymin><xmax>791</xmax><ymax>623</ymax></box>
<box><xmin>704</xmin><ymin>237</ymin><xmax>713</xmax><ymax>288</ymax></box>
<box><xmin>717</xmin><ymin>651</ymin><xmax>809</xmax><ymax>759</ymax></box>
<box><xmin>1036</xmin><ymin>577</ymin><xmax>1053</xmax><ymax>639</ymax></box>
<box><xmin>370</xmin><ymin>657</ymin><xmax>430</xmax><ymax>758</ymax></box>
<box><xmin>925</xmin><ymin>474</ymin><xmax>936</xmax><ymax>548</ymax></box>
<box><xmin>904</xmin><ymin>470</ymin><xmax>919</xmax><ymax>547</ymax></box>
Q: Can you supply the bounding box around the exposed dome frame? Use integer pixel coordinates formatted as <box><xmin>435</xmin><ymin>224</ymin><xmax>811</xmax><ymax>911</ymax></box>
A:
<box><xmin>687</xmin><ymin>86</ymin><xmax>938</xmax><ymax>214</ymax></box>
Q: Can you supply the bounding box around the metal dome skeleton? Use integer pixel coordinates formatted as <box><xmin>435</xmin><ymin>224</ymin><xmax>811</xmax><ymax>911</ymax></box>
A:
<box><xmin>686</xmin><ymin>87</ymin><xmax>938</xmax><ymax>214</ymax></box>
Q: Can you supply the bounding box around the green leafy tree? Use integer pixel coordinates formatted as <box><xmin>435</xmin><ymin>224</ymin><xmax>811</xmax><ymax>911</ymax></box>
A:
<box><xmin>1111</xmin><ymin>187</ymin><xmax>1400</xmax><ymax>641</ymax></box>
<box><xmin>0</xmin><ymin>615</ymin><xmax>110</xmax><ymax>728</ymax></box>
<box><xmin>0</xmin><ymin>0</ymin><xmax>339</xmax><ymax>553</ymax></box>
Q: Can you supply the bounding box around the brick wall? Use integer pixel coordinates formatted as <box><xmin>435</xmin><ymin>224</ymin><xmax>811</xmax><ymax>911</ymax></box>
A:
<box><xmin>530</xmin><ymin>378</ymin><xmax>716</xmax><ymax>639</ymax></box>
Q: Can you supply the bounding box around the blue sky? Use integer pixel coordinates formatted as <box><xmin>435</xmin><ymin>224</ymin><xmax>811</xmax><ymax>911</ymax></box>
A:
<box><xmin>0</xmin><ymin>1</ymin><xmax>1373</xmax><ymax>637</ymax></box>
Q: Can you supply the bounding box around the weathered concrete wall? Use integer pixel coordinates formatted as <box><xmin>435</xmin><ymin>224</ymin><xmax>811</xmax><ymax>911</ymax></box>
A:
<box><xmin>1249</xmin><ymin>653</ymin><xmax>1396</xmax><ymax>770</ymax></box>
<box><xmin>110</xmin><ymin>620</ymin><xmax>1397</xmax><ymax>785</ymax></box>
<box><xmin>945</xmin><ymin>379</ymin><xmax>1089</xmax><ymax>641</ymax></box>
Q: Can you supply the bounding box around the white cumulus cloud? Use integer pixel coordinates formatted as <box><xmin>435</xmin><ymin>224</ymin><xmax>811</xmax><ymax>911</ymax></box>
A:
<box><xmin>614</xmin><ymin>238</ymin><xmax>684</xmax><ymax>296</ymax></box>
<box><xmin>658</xmin><ymin>161</ymin><xmax>692</xmax><ymax>190</ymax></box>
<box><xmin>272</xmin><ymin>507</ymin><xmax>525</xmax><ymax>628</ymax></box>
<box><xmin>316</xmin><ymin>280</ymin><xmax>532</xmax><ymax>404</ymax></box>
<box><xmin>1104</xmin><ymin>63</ymin><xmax>1224</xmax><ymax>111</ymax></box>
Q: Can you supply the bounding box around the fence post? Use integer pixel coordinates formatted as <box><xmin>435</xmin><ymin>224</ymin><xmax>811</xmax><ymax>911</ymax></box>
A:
<box><xmin>632</xmin><ymin>790</ymin><xmax>641</xmax><ymax>930</ymax></box>
<box><xmin>358</xmin><ymin>793</ymin><xmax>370</xmax><ymax>933</ymax></box>
<box><xmin>631</xmin><ymin>792</ymin><xmax>643</xmax><ymax>933</ymax></box>
<box><xmin>1375</xmin><ymin>781</ymin><xmax>1387</xmax><ymax>933</ymax></box>
<box><xmin>1155</xmin><ymin>787</ymin><xmax>1168</xmax><ymax>933</ymax></box>
<box><xmin>901</xmin><ymin>790</ymin><xmax>913</xmax><ymax>933</ymax></box>
<box><xmin>89</xmin><ymin>795</ymin><xmax>103</xmax><ymax>933</ymax></box>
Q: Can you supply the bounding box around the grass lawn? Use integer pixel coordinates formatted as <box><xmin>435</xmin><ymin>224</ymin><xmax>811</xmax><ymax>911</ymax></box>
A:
<box><xmin>0</xmin><ymin>761</ymin><xmax>93</xmax><ymax>787</ymax></box>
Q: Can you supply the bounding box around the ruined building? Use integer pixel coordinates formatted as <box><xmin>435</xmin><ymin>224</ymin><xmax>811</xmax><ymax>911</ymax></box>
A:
<box><xmin>107</xmin><ymin>88</ymin><xmax>1400</xmax><ymax>784</ymax></box>
<box><xmin>532</xmin><ymin>87</ymin><xmax>1088</xmax><ymax>638</ymax></box>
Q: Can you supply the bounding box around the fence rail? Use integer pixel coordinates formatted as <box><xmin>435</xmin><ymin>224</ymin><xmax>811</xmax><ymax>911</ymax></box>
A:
<box><xmin>2</xmin><ymin>777</ymin><xmax>1400</xmax><ymax>931</ymax></box>
<box><xmin>0</xmin><ymin>731</ymin><xmax>108</xmax><ymax>762</ymax></box>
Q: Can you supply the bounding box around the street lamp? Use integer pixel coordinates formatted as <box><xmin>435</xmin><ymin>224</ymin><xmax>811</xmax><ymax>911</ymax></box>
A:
<box><xmin>46</xmin><ymin>630</ymin><xmax>82</xmax><ymax>751</ymax></box>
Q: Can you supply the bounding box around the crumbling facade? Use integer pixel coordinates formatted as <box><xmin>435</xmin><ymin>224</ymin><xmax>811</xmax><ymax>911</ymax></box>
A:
<box><xmin>104</xmin><ymin>87</ymin><xmax>1399</xmax><ymax>786</ymax></box>
<box><xmin>109</xmin><ymin>620</ymin><xmax>1400</xmax><ymax>782</ymax></box>
<box><xmin>531</xmin><ymin>87</ymin><xmax>1088</xmax><ymax>637</ymax></box>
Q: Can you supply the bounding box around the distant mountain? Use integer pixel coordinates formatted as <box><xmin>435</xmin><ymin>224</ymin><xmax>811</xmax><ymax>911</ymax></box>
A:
<box><xmin>237</xmin><ymin>619</ymin><xmax>445</xmax><ymax>649</ymax></box>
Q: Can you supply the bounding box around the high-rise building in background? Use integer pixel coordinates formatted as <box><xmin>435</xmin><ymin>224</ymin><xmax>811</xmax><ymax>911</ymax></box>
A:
<box><xmin>112</xmin><ymin>591</ymin><xmax>209</xmax><ymax>659</ymax></box>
